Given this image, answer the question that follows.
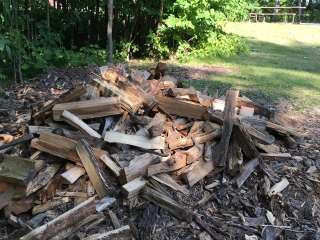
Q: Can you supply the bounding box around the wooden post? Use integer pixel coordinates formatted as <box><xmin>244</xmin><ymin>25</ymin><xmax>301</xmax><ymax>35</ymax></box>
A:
<box><xmin>298</xmin><ymin>0</ymin><xmax>302</xmax><ymax>23</ymax></box>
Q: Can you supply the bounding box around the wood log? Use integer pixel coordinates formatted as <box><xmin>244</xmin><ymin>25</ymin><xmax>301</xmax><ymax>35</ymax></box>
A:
<box><xmin>256</xmin><ymin>143</ymin><xmax>280</xmax><ymax>153</ymax></box>
<box><xmin>148</xmin><ymin>152</ymin><xmax>187</xmax><ymax>176</ymax></box>
<box><xmin>182</xmin><ymin>160</ymin><xmax>215</xmax><ymax>187</ymax></box>
<box><xmin>192</xmin><ymin>130</ymin><xmax>221</xmax><ymax>145</ymax></box>
<box><xmin>53</xmin><ymin>97</ymin><xmax>122</xmax><ymax>121</ymax></box>
<box><xmin>266</xmin><ymin>121</ymin><xmax>302</xmax><ymax>139</ymax></box>
<box><xmin>156</xmin><ymin>95</ymin><xmax>208</xmax><ymax>120</ymax></box>
<box><xmin>167</xmin><ymin>88</ymin><xmax>199</xmax><ymax>102</ymax></box>
<box><xmin>0</xmin><ymin>154</ymin><xmax>35</xmax><ymax>186</ymax></box>
<box><xmin>100</xmin><ymin>154</ymin><xmax>121</xmax><ymax>177</ymax></box>
<box><xmin>122</xmin><ymin>177</ymin><xmax>147</xmax><ymax>198</ymax></box>
<box><xmin>76</xmin><ymin>139</ymin><xmax>110</xmax><ymax>197</ymax></box>
<box><xmin>20</xmin><ymin>196</ymin><xmax>97</xmax><ymax>240</ymax></box>
<box><xmin>167</xmin><ymin>128</ymin><xmax>194</xmax><ymax>150</ymax></box>
<box><xmin>235</xmin><ymin>158</ymin><xmax>259</xmax><ymax>188</ymax></box>
<box><xmin>184</xmin><ymin>144</ymin><xmax>204</xmax><ymax>164</ymax></box>
<box><xmin>122</xmin><ymin>153</ymin><xmax>160</xmax><ymax>183</ymax></box>
<box><xmin>151</xmin><ymin>173</ymin><xmax>189</xmax><ymax>195</ymax></box>
<box><xmin>32</xmin><ymin>197</ymin><xmax>70</xmax><ymax>215</ymax></box>
<box><xmin>146</xmin><ymin>112</ymin><xmax>166</xmax><ymax>137</ymax></box>
<box><xmin>31</xmin><ymin>133</ymin><xmax>105</xmax><ymax>163</ymax></box>
<box><xmin>108</xmin><ymin>210</ymin><xmax>121</xmax><ymax>229</ymax></box>
<box><xmin>82</xmin><ymin>225</ymin><xmax>132</xmax><ymax>240</ymax></box>
<box><xmin>61</xmin><ymin>166</ymin><xmax>86</xmax><ymax>184</ymax></box>
<box><xmin>26</xmin><ymin>163</ymin><xmax>61</xmax><ymax>196</ymax></box>
<box><xmin>61</xmin><ymin>110</ymin><xmax>102</xmax><ymax>138</ymax></box>
<box><xmin>104</xmin><ymin>131</ymin><xmax>165</xmax><ymax>150</ymax></box>
<box><xmin>237</xmin><ymin>96</ymin><xmax>272</xmax><ymax>118</ymax></box>
<box><xmin>142</xmin><ymin>186</ymin><xmax>192</xmax><ymax>222</ymax></box>
<box><xmin>212</xmin><ymin>90</ymin><xmax>239</xmax><ymax>166</ymax></box>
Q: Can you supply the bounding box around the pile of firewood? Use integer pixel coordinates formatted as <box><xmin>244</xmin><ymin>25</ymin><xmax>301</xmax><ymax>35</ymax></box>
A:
<box><xmin>0</xmin><ymin>63</ymin><xmax>303</xmax><ymax>240</ymax></box>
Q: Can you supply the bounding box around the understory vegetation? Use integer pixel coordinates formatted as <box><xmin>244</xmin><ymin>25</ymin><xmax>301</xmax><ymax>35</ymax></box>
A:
<box><xmin>0</xmin><ymin>0</ymin><xmax>256</xmax><ymax>84</ymax></box>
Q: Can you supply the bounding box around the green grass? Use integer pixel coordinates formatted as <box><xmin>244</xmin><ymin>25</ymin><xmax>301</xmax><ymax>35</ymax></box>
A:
<box><xmin>187</xmin><ymin>22</ymin><xmax>320</xmax><ymax>110</ymax></box>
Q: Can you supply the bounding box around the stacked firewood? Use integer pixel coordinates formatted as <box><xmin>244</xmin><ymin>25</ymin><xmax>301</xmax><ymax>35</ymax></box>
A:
<box><xmin>0</xmin><ymin>63</ymin><xmax>302</xmax><ymax>240</ymax></box>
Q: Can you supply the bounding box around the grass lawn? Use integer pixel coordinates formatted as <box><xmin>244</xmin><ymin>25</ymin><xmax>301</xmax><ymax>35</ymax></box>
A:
<box><xmin>187</xmin><ymin>22</ymin><xmax>320</xmax><ymax>110</ymax></box>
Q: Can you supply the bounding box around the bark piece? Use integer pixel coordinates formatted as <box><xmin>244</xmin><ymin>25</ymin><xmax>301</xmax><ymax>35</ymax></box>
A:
<box><xmin>20</xmin><ymin>196</ymin><xmax>97</xmax><ymax>240</ymax></box>
<box><xmin>53</xmin><ymin>97</ymin><xmax>122</xmax><ymax>121</ymax></box>
<box><xmin>142</xmin><ymin>186</ymin><xmax>192</xmax><ymax>222</ymax></box>
<box><xmin>76</xmin><ymin>139</ymin><xmax>110</xmax><ymax>197</ymax></box>
<box><xmin>156</xmin><ymin>95</ymin><xmax>208</xmax><ymax>119</ymax></box>
<box><xmin>104</xmin><ymin>131</ymin><xmax>165</xmax><ymax>150</ymax></box>
<box><xmin>212</xmin><ymin>90</ymin><xmax>239</xmax><ymax>166</ymax></box>
<box><xmin>0</xmin><ymin>154</ymin><xmax>35</xmax><ymax>186</ymax></box>
<box><xmin>62</xmin><ymin>110</ymin><xmax>101</xmax><ymax>138</ymax></box>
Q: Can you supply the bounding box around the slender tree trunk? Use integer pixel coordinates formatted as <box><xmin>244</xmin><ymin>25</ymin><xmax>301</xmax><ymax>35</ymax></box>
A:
<box><xmin>47</xmin><ymin>0</ymin><xmax>50</xmax><ymax>30</ymax></box>
<box><xmin>107</xmin><ymin>0</ymin><xmax>113</xmax><ymax>63</ymax></box>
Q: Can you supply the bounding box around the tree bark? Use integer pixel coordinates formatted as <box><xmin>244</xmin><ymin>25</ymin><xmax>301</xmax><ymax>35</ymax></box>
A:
<box><xmin>107</xmin><ymin>0</ymin><xmax>113</xmax><ymax>63</ymax></box>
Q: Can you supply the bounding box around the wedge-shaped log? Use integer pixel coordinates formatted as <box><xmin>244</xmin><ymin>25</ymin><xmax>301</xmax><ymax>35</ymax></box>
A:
<box><xmin>156</xmin><ymin>95</ymin><xmax>208</xmax><ymax>119</ymax></box>
<box><xmin>122</xmin><ymin>153</ymin><xmax>160</xmax><ymax>183</ymax></box>
<box><xmin>148</xmin><ymin>152</ymin><xmax>187</xmax><ymax>176</ymax></box>
<box><xmin>104</xmin><ymin>131</ymin><xmax>165</xmax><ymax>150</ymax></box>
<box><xmin>122</xmin><ymin>177</ymin><xmax>147</xmax><ymax>198</ymax></box>
<box><xmin>53</xmin><ymin>97</ymin><xmax>122</xmax><ymax>121</ymax></box>
<box><xmin>76</xmin><ymin>139</ymin><xmax>110</xmax><ymax>197</ymax></box>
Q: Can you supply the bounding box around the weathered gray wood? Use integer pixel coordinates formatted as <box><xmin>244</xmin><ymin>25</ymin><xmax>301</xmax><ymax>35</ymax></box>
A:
<box><xmin>20</xmin><ymin>196</ymin><xmax>97</xmax><ymax>240</ymax></box>
<box><xmin>82</xmin><ymin>225</ymin><xmax>132</xmax><ymax>240</ymax></box>
<box><xmin>76</xmin><ymin>139</ymin><xmax>110</xmax><ymax>197</ymax></box>
<box><xmin>122</xmin><ymin>177</ymin><xmax>147</xmax><ymax>197</ymax></box>
<box><xmin>61</xmin><ymin>166</ymin><xmax>86</xmax><ymax>184</ymax></box>
<box><xmin>99</xmin><ymin>154</ymin><xmax>121</xmax><ymax>177</ymax></box>
<box><xmin>148</xmin><ymin>152</ymin><xmax>187</xmax><ymax>176</ymax></box>
<box><xmin>142</xmin><ymin>186</ymin><xmax>192</xmax><ymax>222</ymax></box>
<box><xmin>182</xmin><ymin>160</ymin><xmax>215</xmax><ymax>187</ymax></box>
<box><xmin>0</xmin><ymin>154</ymin><xmax>35</xmax><ymax>186</ymax></box>
<box><xmin>151</xmin><ymin>173</ymin><xmax>189</xmax><ymax>195</ymax></box>
<box><xmin>212</xmin><ymin>90</ymin><xmax>239</xmax><ymax>166</ymax></box>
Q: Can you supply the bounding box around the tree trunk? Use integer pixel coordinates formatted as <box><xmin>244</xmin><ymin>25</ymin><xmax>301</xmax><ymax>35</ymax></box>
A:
<box><xmin>107</xmin><ymin>0</ymin><xmax>113</xmax><ymax>64</ymax></box>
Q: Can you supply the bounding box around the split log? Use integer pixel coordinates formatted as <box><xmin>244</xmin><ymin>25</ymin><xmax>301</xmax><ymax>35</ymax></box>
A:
<box><xmin>122</xmin><ymin>153</ymin><xmax>160</xmax><ymax>183</ymax></box>
<box><xmin>212</xmin><ymin>90</ymin><xmax>239</xmax><ymax>166</ymax></box>
<box><xmin>156</xmin><ymin>95</ymin><xmax>208</xmax><ymax>120</ymax></box>
<box><xmin>256</xmin><ymin>143</ymin><xmax>280</xmax><ymax>153</ymax></box>
<box><xmin>182</xmin><ymin>160</ymin><xmax>215</xmax><ymax>187</ymax></box>
<box><xmin>26</xmin><ymin>163</ymin><xmax>61</xmax><ymax>196</ymax></box>
<box><xmin>192</xmin><ymin>130</ymin><xmax>221</xmax><ymax>145</ymax></box>
<box><xmin>32</xmin><ymin>197</ymin><xmax>70</xmax><ymax>215</ymax></box>
<box><xmin>61</xmin><ymin>166</ymin><xmax>86</xmax><ymax>184</ymax></box>
<box><xmin>151</xmin><ymin>173</ymin><xmax>189</xmax><ymax>195</ymax></box>
<box><xmin>167</xmin><ymin>88</ymin><xmax>199</xmax><ymax>102</ymax></box>
<box><xmin>0</xmin><ymin>154</ymin><xmax>35</xmax><ymax>186</ymax></box>
<box><xmin>145</xmin><ymin>112</ymin><xmax>166</xmax><ymax>137</ymax></box>
<box><xmin>53</xmin><ymin>97</ymin><xmax>122</xmax><ymax>121</ymax></box>
<box><xmin>76</xmin><ymin>139</ymin><xmax>110</xmax><ymax>197</ymax></box>
<box><xmin>235</xmin><ymin>158</ymin><xmax>259</xmax><ymax>188</ymax></box>
<box><xmin>122</xmin><ymin>177</ymin><xmax>147</xmax><ymax>198</ymax></box>
<box><xmin>108</xmin><ymin>210</ymin><xmax>121</xmax><ymax>229</ymax></box>
<box><xmin>82</xmin><ymin>225</ymin><xmax>132</xmax><ymax>240</ymax></box>
<box><xmin>237</xmin><ymin>96</ymin><xmax>272</xmax><ymax>118</ymax></box>
<box><xmin>31</xmin><ymin>133</ymin><xmax>105</xmax><ymax>163</ymax></box>
<box><xmin>104</xmin><ymin>131</ymin><xmax>165</xmax><ymax>150</ymax></box>
<box><xmin>184</xmin><ymin>144</ymin><xmax>204</xmax><ymax>164</ymax></box>
<box><xmin>266</xmin><ymin>121</ymin><xmax>302</xmax><ymax>139</ymax></box>
<box><xmin>20</xmin><ymin>196</ymin><xmax>97</xmax><ymax>240</ymax></box>
<box><xmin>61</xmin><ymin>110</ymin><xmax>102</xmax><ymax>138</ymax></box>
<box><xmin>147</xmin><ymin>152</ymin><xmax>187</xmax><ymax>176</ymax></box>
<box><xmin>100</xmin><ymin>154</ymin><xmax>121</xmax><ymax>177</ymax></box>
<box><xmin>142</xmin><ymin>186</ymin><xmax>192</xmax><ymax>222</ymax></box>
<box><xmin>167</xmin><ymin>128</ymin><xmax>193</xmax><ymax>150</ymax></box>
